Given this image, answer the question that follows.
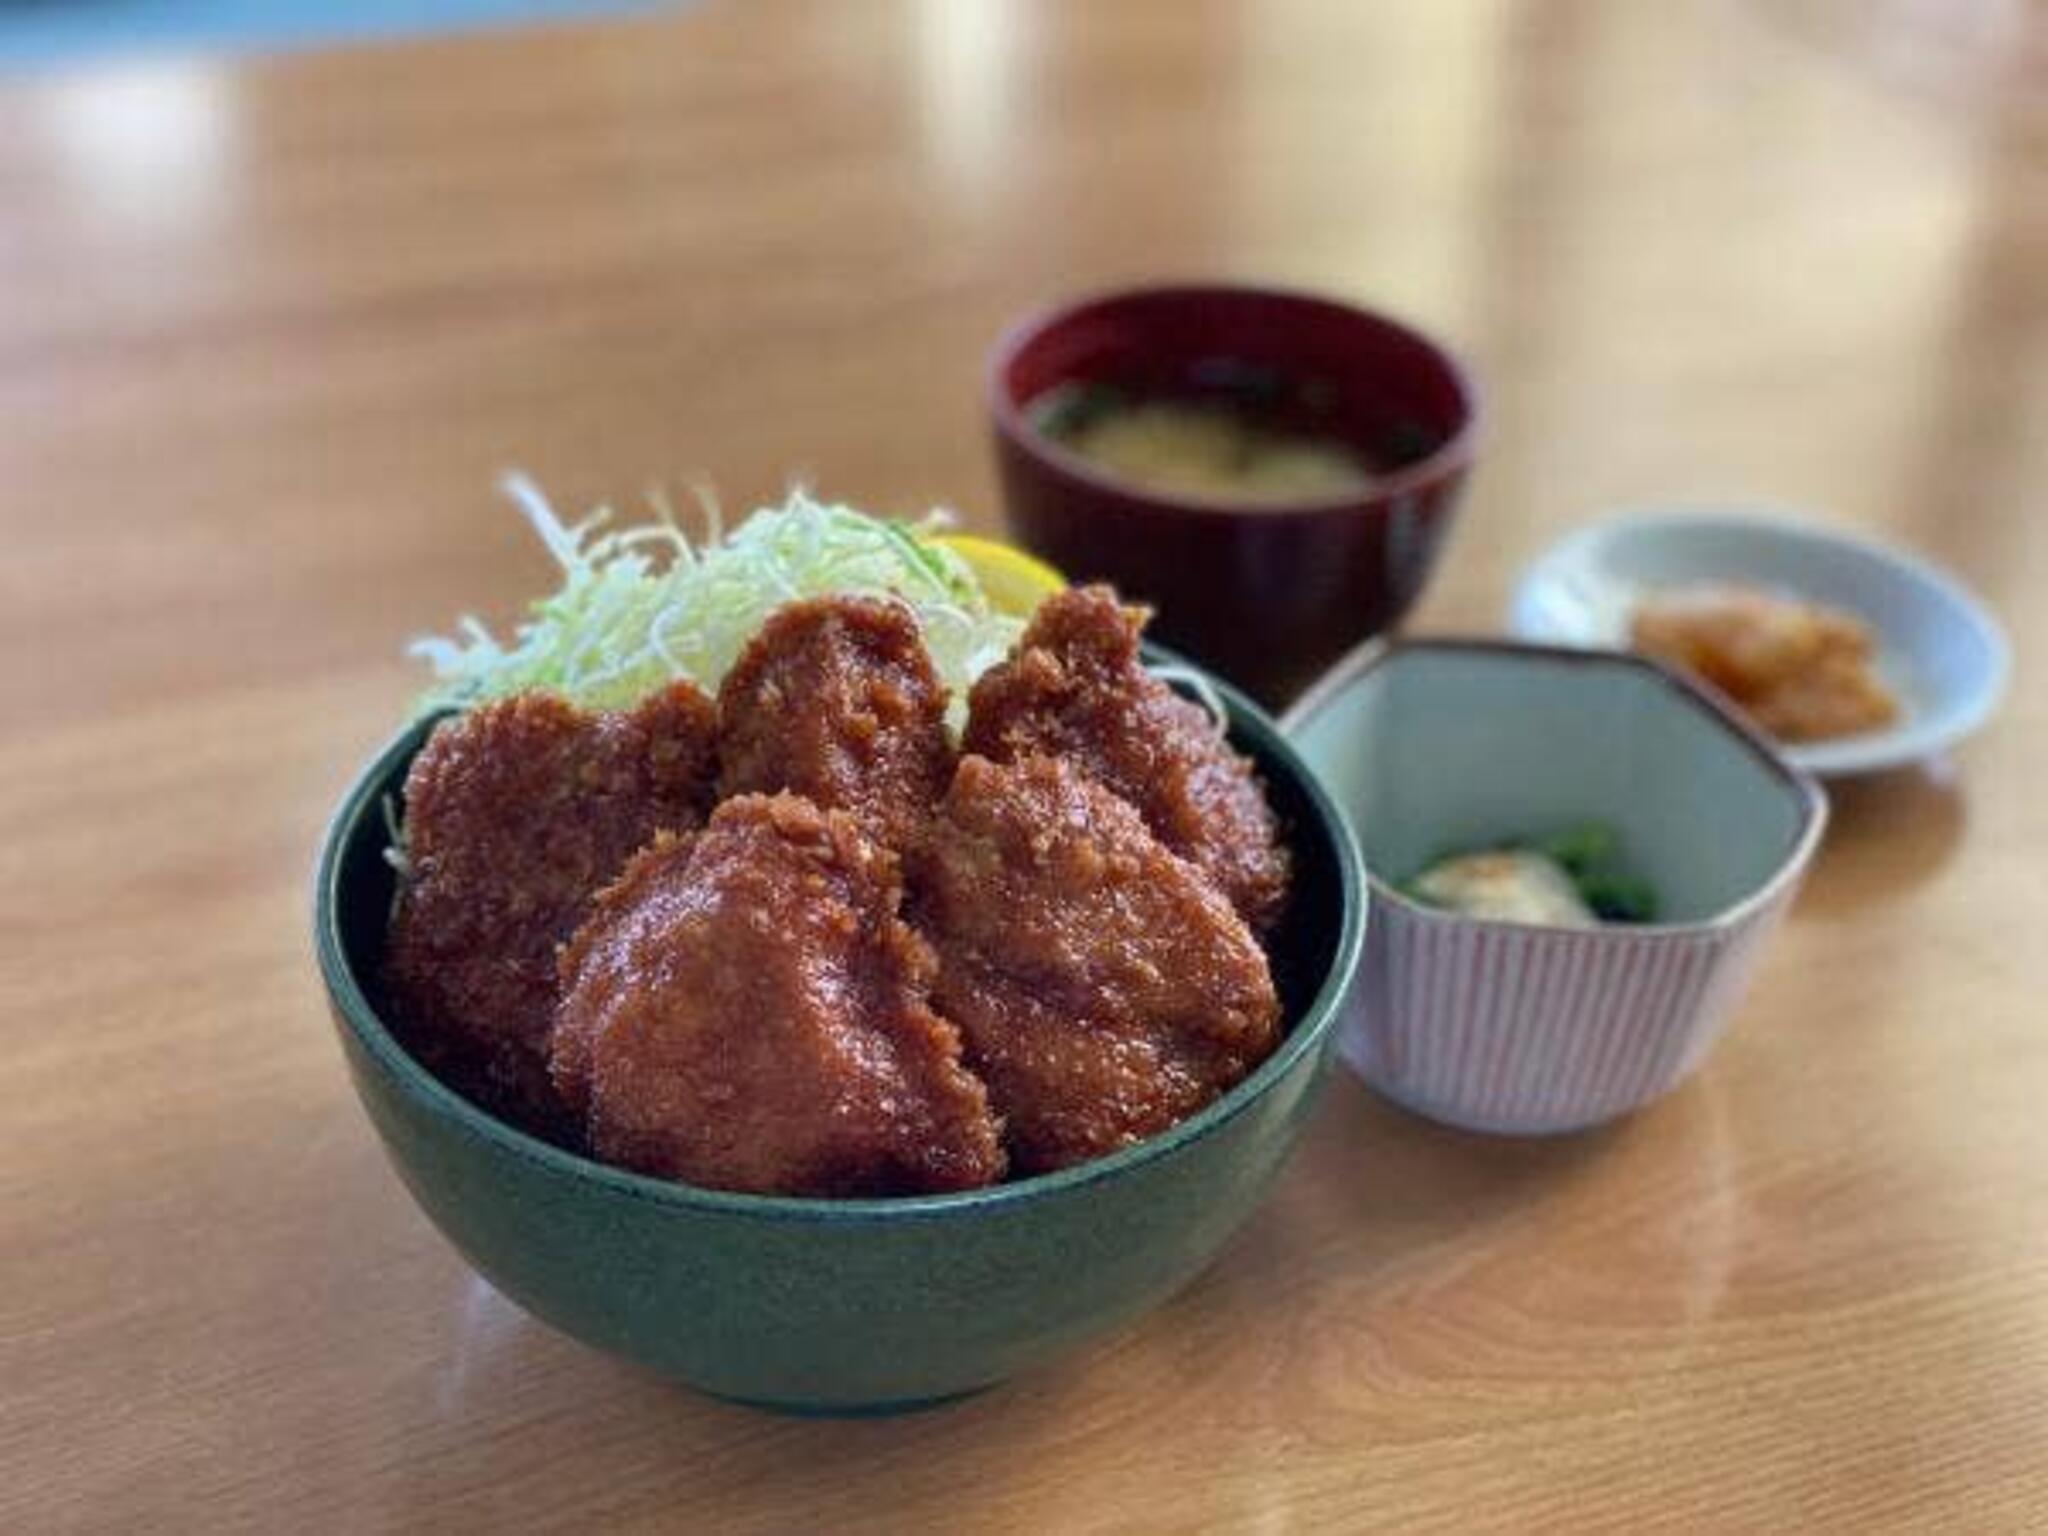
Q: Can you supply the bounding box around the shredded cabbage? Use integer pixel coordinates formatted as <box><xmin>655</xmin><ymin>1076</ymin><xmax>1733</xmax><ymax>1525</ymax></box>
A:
<box><xmin>410</xmin><ymin>474</ymin><xmax>1025</xmax><ymax>720</ymax></box>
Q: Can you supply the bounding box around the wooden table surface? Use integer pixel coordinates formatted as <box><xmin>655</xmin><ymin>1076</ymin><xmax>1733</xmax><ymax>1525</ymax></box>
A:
<box><xmin>5</xmin><ymin>1</ymin><xmax>2045</xmax><ymax>1530</ymax></box>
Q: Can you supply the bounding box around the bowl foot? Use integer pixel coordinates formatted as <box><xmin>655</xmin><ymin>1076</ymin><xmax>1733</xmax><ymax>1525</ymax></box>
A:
<box><xmin>707</xmin><ymin>1384</ymin><xmax>994</xmax><ymax>1418</ymax></box>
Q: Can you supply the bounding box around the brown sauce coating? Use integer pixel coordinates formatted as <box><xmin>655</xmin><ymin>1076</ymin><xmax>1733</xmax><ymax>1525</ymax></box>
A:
<box><xmin>912</xmin><ymin>754</ymin><xmax>1281</xmax><ymax>1176</ymax></box>
<box><xmin>716</xmin><ymin>596</ymin><xmax>954</xmax><ymax>853</ymax></box>
<box><xmin>963</xmin><ymin>585</ymin><xmax>1289</xmax><ymax>930</ymax></box>
<box><xmin>383</xmin><ymin>682</ymin><xmax>718</xmax><ymax>1144</ymax></box>
<box><xmin>553</xmin><ymin>793</ymin><xmax>1005</xmax><ymax>1196</ymax></box>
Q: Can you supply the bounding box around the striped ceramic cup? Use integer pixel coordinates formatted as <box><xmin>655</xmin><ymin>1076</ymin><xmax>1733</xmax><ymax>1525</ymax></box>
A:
<box><xmin>1285</xmin><ymin>639</ymin><xmax>1826</xmax><ymax>1135</ymax></box>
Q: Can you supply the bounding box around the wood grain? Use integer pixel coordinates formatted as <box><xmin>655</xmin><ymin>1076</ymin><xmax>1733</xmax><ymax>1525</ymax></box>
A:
<box><xmin>3</xmin><ymin>1</ymin><xmax>2046</xmax><ymax>1530</ymax></box>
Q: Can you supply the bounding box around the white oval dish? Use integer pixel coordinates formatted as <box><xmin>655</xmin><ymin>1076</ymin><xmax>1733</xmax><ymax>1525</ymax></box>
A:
<box><xmin>1507</xmin><ymin>508</ymin><xmax>2010</xmax><ymax>777</ymax></box>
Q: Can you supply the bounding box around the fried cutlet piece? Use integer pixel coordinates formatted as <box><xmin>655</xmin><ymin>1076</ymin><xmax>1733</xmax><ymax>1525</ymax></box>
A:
<box><xmin>963</xmin><ymin>585</ymin><xmax>1289</xmax><ymax>929</ymax></box>
<box><xmin>384</xmin><ymin>682</ymin><xmax>718</xmax><ymax>1143</ymax></box>
<box><xmin>716</xmin><ymin>596</ymin><xmax>953</xmax><ymax>852</ymax></box>
<box><xmin>912</xmin><ymin>754</ymin><xmax>1282</xmax><ymax>1176</ymax></box>
<box><xmin>552</xmin><ymin>793</ymin><xmax>1004</xmax><ymax>1196</ymax></box>
<box><xmin>1630</xmin><ymin>584</ymin><xmax>1899</xmax><ymax>742</ymax></box>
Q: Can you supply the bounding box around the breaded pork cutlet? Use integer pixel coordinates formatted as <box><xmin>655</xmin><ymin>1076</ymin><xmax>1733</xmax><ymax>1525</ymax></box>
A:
<box><xmin>912</xmin><ymin>754</ymin><xmax>1280</xmax><ymax>1176</ymax></box>
<box><xmin>964</xmin><ymin>585</ymin><xmax>1289</xmax><ymax>930</ymax></box>
<box><xmin>716</xmin><ymin>596</ymin><xmax>953</xmax><ymax>854</ymax></box>
<box><xmin>384</xmin><ymin>682</ymin><xmax>717</xmax><ymax>1143</ymax></box>
<box><xmin>553</xmin><ymin>793</ymin><xmax>1004</xmax><ymax>1197</ymax></box>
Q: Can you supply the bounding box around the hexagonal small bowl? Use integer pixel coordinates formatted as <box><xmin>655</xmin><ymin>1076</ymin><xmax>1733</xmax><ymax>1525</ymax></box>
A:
<box><xmin>1284</xmin><ymin>638</ymin><xmax>1825</xmax><ymax>1135</ymax></box>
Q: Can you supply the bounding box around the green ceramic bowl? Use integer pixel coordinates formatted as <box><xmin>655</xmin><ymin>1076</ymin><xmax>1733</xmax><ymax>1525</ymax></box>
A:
<box><xmin>313</xmin><ymin>671</ymin><xmax>1364</xmax><ymax>1413</ymax></box>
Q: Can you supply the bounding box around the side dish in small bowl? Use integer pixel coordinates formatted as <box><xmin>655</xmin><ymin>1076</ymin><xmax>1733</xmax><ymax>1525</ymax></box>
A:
<box><xmin>1284</xmin><ymin>638</ymin><xmax>1824</xmax><ymax>1135</ymax></box>
<box><xmin>315</xmin><ymin>481</ymin><xmax>1364</xmax><ymax>1411</ymax></box>
<box><xmin>1509</xmin><ymin>507</ymin><xmax>2009</xmax><ymax>776</ymax></box>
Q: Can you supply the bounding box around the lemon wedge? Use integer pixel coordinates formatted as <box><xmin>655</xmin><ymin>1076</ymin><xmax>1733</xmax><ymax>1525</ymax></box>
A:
<box><xmin>931</xmin><ymin>533</ymin><xmax>1067</xmax><ymax>619</ymax></box>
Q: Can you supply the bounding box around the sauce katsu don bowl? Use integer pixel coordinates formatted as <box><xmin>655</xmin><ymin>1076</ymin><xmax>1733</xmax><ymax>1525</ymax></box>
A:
<box><xmin>315</xmin><ymin>663</ymin><xmax>1363</xmax><ymax>1414</ymax></box>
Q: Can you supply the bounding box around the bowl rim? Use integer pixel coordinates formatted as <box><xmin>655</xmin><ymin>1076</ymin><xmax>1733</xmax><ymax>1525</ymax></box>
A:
<box><xmin>314</xmin><ymin>666</ymin><xmax>1367</xmax><ymax>1225</ymax></box>
<box><xmin>1279</xmin><ymin>634</ymin><xmax>1829</xmax><ymax>939</ymax></box>
<box><xmin>1503</xmin><ymin>504</ymin><xmax>2013</xmax><ymax>777</ymax></box>
<box><xmin>986</xmin><ymin>280</ymin><xmax>1483</xmax><ymax>518</ymax></box>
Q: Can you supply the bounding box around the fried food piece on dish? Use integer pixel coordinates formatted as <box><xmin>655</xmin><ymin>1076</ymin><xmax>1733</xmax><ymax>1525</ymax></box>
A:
<box><xmin>913</xmin><ymin>754</ymin><xmax>1281</xmax><ymax>1176</ymax></box>
<box><xmin>716</xmin><ymin>595</ymin><xmax>954</xmax><ymax>852</ymax></box>
<box><xmin>553</xmin><ymin>793</ymin><xmax>1005</xmax><ymax>1196</ymax></box>
<box><xmin>384</xmin><ymin>682</ymin><xmax>718</xmax><ymax>1144</ymax></box>
<box><xmin>1629</xmin><ymin>583</ymin><xmax>1899</xmax><ymax>742</ymax></box>
<box><xmin>963</xmin><ymin>585</ymin><xmax>1289</xmax><ymax>929</ymax></box>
